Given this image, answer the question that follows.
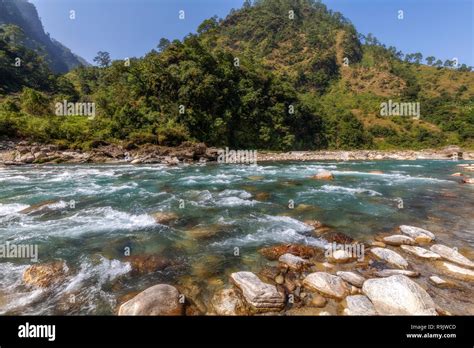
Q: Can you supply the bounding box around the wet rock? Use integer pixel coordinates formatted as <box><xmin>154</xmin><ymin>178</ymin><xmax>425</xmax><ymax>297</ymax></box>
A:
<box><xmin>400</xmin><ymin>245</ymin><xmax>441</xmax><ymax>260</ymax></box>
<box><xmin>399</xmin><ymin>225</ymin><xmax>435</xmax><ymax>242</ymax></box>
<box><xmin>322</xmin><ymin>231</ymin><xmax>355</xmax><ymax>244</ymax></box>
<box><xmin>19</xmin><ymin>199</ymin><xmax>59</xmax><ymax>214</ymax></box>
<box><xmin>125</xmin><ymin>255</ymin><xmax>172</xmax><ymax>274</ymax></box>
<box><xmin>430</xmin><ymin>244</ymin><xmax>474</xmax><ymax>269</ymax></box>
<box><xmin>230</xmin><ymin>272</ymin><xmax>285</xmax><ymax>312</ymax></box>
<box><xmin>336</xmin><ymin>271</ymin><xmax>365</xmax><ymax>287</ymax></box>
<box><xmin>278</xmin><ymin>253</ymin><xmax>309</xmax><ymax>271</ymax></box>
<box><xmin>255</xmin><ymin>192</ymin><xmax>271</xmax><ymax>201</ymax></box>
<box><xmin>434</xmin><ymin>261</ymin><xmax>474</xmax><ymax>282</ymax></box>
<box><xmin>303</xmin><ymin>272</ymin><xmax>349</xmax><ymax>300</ymax></box>
<box><xmin>383</xmin><ymin>235</ymin><xmax>415</xmax><ymax>246</ymax></box>
<box><xmin>275</xmin><ymin>274</ymin><xmax>284</xmax><ymax>285</ymax></box>
<box><xmin>374</xmin><ymin>269</ymin><xmax>420</xmax><ymax>278</ymax></box>
<box><xmin>462</xmin><ymin>178</ymin><xmax>474</xmax><ymax>184</ymax></box>
<box><xmin>327</xmin><ymin>249</ymin><xmax>354</xmax><ymax>263</ymax></box>
<box><xmin>371</xmin><ymin>241</ymin><xmax>386</xmax><ymax>248</ymax></box>
<box><xmin>23</xmin><ymin>261</ymin><xmax>68</xmax><ymax>288</ymax></box>
<box><xmin>362</xmin><ymin>275</ymin><xmax>437</xmax><ymax>315</ymax></box>
<box><xmin>304</xmin><ymin>220</ymin><xmax>324</xmax><ymax>229</ymax></box>
<box><xmin>370</xmin><ymin>247</ymin><xmax>408</xmax><ymax>269</ymax></box>
<box><xmin>210</xmin><ymin>288</ymin><xmax>247</xmax><ymax>315</ymax></box>
<box><xmin>344</xmin><ymin>295</ymin><xmax>377</xmax><ymax>315</ymax></box>
<box><xmin>151</xmin><ymin>211</ymin><xmax>178</xmax><ymax>225</ymax></box>
<box><xmin>429</xmin><ymin>276</ymin><xmax>457</xmax><ymax>288</ymax></box>
<box><xmin>258</xmin><ymin>244</ymin><xmax>319</xmax><ymax>261</ymax></box>
<box><xmin>185</xmin><ymin>225</ymin><xmax>222</xmax><ymax>239</ymax></box>
<box><xmin>451</xmin><ymin>173</ymin><xmax>463</xmax><ymax>177</ymax></box>
<box><xmin>311</xmin><ymin>170</ymin><xmax>334</xmax><ymax>180</ymax></box>
<box><xmin>118</xmin><ymin>284</ymin><xmax>183</xmax><ymax>315</ymax></box>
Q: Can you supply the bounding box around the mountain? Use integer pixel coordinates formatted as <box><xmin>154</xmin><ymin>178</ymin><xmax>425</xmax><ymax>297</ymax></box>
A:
<box><xmin>0</xmin><ymin>0</ymin><xmax>87</xmax><ymax>73</ymax></box>
<box><xmin>0</xmin><ymin>0</ymin><xmax>473</xmax><ymax>150</ymax></box>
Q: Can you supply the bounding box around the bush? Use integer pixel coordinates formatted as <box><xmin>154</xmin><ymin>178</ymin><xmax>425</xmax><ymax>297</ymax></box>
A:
<box><xmin>20</xmin><ymin>88</ymin><xmax>52</xmax><ymax>116</ymax></box>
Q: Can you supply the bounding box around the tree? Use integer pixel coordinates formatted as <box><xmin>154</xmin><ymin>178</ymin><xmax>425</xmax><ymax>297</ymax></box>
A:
<box><xmin>444</xmin><ymin>59</ymin><xmax>453</xmax><ymax>68</ymax></box>
<box><xmin>197</xmin><ymin>16</ymin><xmax>218</xmax><ymax>34</ymax></box>
<box><xmin>157</xmin><ymin>38</ymin><xmax>170</xmax><ymax>52</ymax></box>
<box><xmin>434</xmin><ymin>59</ymin><xmax>443</xmax><ymax>67</ymax></box>
<box><xmin>412</xmin><ymin>52</ymin><xmax>423</xmax><ymax>65</ymax></box>
<box><xmin>243</xmin><ymin>0</ymin><xmax>252</xmax><ymax>9</ymax></box>
<box><xmin>93</xmin><ymin>51</ymin><xmax>111</xmax><ymax>67</ymax></box>
<box><xmin>425</xmin><ymin>56</ymin><xmax>435</xmax><ymax>66</ymax></box>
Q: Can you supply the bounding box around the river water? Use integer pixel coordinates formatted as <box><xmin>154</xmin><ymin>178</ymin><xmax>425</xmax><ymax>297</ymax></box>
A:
<box><xmin>0</xmin><ymin>160</ymin><xmax>472</xmax><ymax>314</ymax></box>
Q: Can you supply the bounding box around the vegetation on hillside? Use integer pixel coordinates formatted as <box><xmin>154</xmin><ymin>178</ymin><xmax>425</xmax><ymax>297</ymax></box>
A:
<box><xmin>0</xmin><ymin>0</ymin><xmax>473</xmax><ymax>150</ymax></box>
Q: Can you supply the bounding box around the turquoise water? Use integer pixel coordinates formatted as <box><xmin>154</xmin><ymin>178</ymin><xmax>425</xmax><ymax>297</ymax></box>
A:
<box><xmin>0</xmin><ymin>160</ymin><xmax>473</xmax><ymax>314</ymax></box>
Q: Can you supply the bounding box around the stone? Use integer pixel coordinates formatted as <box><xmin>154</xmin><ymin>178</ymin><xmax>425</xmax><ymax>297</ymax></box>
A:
<box><xmin>336</xmin><ymin>271</ymin><xmax>365</xmax><ymax>287</ymax></box>
<box><xmin>303</xmin><ymin>272</ymin><xmax>349</xmax><ymax>300</ymax></box>
<box><xmin>304</xmin><ymin>220</ymin><xmax>324</xmax><ymax>229</ymax></box>
<box><xmin>118</xmin><ymin>284</ymin><xmax>183</xmax><ymax>315</ymax></box>
<box><xmin>328</xmin><ymin>249</ymin><xmax>353</xmax><ymax>263</ymax></box>
<box><xmin>19</xmin><ymin>199</ymin><xmax>59</xmax><ymax>214</ymax></box>
<box><xmin>308</xmin><ymin>293</ymin><xmax>327</xmax><ymax>307</ymax></box>
<box><xmin>451</xmin><ymin>173</ymin><xmax>463</xmax><ymax>176</ymax></box>
<box><xmin>430</xmin><ymin>244</ymin><xmax>474</xmax><ymax>269</ymax></box>
<box><xmin>374</xmin><ymin>269</ymin><xmax>420</xmax><ymax>278</ymax></box>
<box><xmin>399</xmin><ymin>225</ymin><xmax>435</xmax><ymax>241</ymax></box>
<box><xmin>274</xmin><ymin>274</ymin><xmax>284</xmax><ymax>285</ymax></box>
<box><xmin>185</xmin><ymin>225</ymin><xmax>221</xmax><ymax>239</ymax></box>
<box><xmin>258</xmin><ymin>244</ymin><xmax>318</xmax><ymax>261</ymax></box>
<box><xmin>344</xmin><ymin>295</ymin><xmax>377</xmax><ymax>316</ymax></box>
<box><xmin>23</xmin><ymin>261</ymin><xmax>68</xmax><ymax>288</ymax></box>
<box><xmin>278</xmin><ymin>253</ymin><xmax>309</xmax><ymax>271</ymax></box>
<box><xmin>462</xmin><ymin>178</ymin><xmax>474</xmax><ymax>184</ymax></box>
<box><xmin>311</xmin><ymin>170</ymin><xmax>334</xmax><ymax>180</ymax></box>
<box><xmin>382</xmin><ymin>235</ymin><xmax>416</xmax><ymax>246</ymax></box>
<box><xmin>434</xmin><ymin>261</ymin><xmax>474</xmax><ymax>282</ymax></box>
<box><xmin>230</xmin><ymin>272</ymin><xmax>285</xmax><ymax>312</ymax></box>
<box><xmin>362</xmin><ymin>275</ymin><xmax>437</xmax><ymax>315</ymax></box>
<box><xmin>371</xmin><ymin>241</ymin><xmax>386</xmax><ymax>248</ymax></box>
<box><xmin>429</xmin><ymin>276</ymin><xmax>456</xmax><ymax>288</ymax></box>
<box><xmin>400</xmin><ymin>245</ymin><xmax>441</xmax><ymax>260</ymax></box>
<box><xmin>369</xmin><ymin>170</ymin><xmax>384</xmax><ymax>175</ymax></box>
<box><xmin>370</xmin><ymin>247</ymin><xmax>408</xmax><ymax>269</ymax></box>
<box><xmin>319</xmin><ymin>311</ymin><xmax>331</xmax><ymax>316</ymax></box>
<box><xmin>210</xmin><ymin>288</ymin><xmax>247</xmax><ymax>315</ymax></box>
<box><xmin>255</xmin><ymin>192</ymin><xmax>271</xmax><ymax>201</ymax></box>
<box><xmin>125</xmin><ymin>255</ymin><xmax>172</xmax><ymax>274</ymax></box>
<box><xmin>151</xmin><ymin>211</ymin><xmax>178</xmax><ymax>225</ymax></box>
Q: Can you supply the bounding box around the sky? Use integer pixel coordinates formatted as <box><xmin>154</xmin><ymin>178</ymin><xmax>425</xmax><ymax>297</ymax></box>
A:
<box><xmin>30</xmin><ymin>0</ymin><xmax>473</xmax><ymax>66</ymax></box>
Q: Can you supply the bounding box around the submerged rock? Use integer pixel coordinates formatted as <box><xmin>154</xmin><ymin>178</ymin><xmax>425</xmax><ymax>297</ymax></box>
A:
<box><xmin>19</xmin><ymin>199</ymin><xmax>59</xmax><ymax>214</ymax></box>
<box><xmin>370</xmin><ymin>247</ymin><xmax>408</xmax><ymax>269</ymax></box>
<box><xmin>185</xmin><ymin>224</ymin><xmax>222</xmax><ymax>239</ymax></box>
<box><xmin>125</xmin><ymin>255</ymin><xmax>172</xmax><ymax>274</ymax></box>
<box><xmin>311</xmin><ymin>170</ymin><xmax>334</xmax><ymax>180</ymax></box>
<box><xmin>258</xmin><ymin>244</ymin><xmax>319</xmax><ymax>261</ymax></box>
<box><xmin>374</xmin><ymin>269</ymin><xmax>420</xmax><ymax>278</ymax></box>
<box><xmin>400</xmin><ymin>245</ymin><xmax>441</xmax><ymax>260</ymax></box>
<box><xmin>151</xmin><ymin>212</ymin><xmax>178</xmax><ymax>225</ymax></box>
<box><xmin>382</xmin><ymin>235</ymin><xmax>415</xmax><ymax>246</ymax></box>
<box><xmin>230</xmin><ymin>272</ymin><xmax>285</xmax><ymax>312</ymax></box>
<box><xmin>344</xmin><ymin>295</ymin><xmax>377</xmax><ymax>316</ymax></box>
<box><xmin>118</xmin><ymin>284</ymin><xmax>183</xmax><ymax>315</ymax></box>
<box><xmin>336</xmin><ymin>271</ymin><xmax>366</xmax><ymax>288</ymax></box>
<box><xmin>23</xmin><ymin>261</ymin><xmax>68</xmax><ymax>288</ymax></box>
<box><xmin>210</xmin><ymin>288</ymin><xmax>247</xmax><ymax>315</ymax></box>
<box><xmin>399</xmin><ymin>225</ymin><xmax>435</xmax><ymax>242</ymax></box>
<box><xmin>303</xmin><ymin>272</ymin><xmax>349</xmax><ymax>300</ymax></box>
<box><xmin>278</xmin><ymin>253</ymin><xmax>309</xmax><ymax>271</ymax></box>
<box><xmin>434</xmin><ymin>261</ymin><xmax>474</xmax><ymax>282</ymax></box>
<box><xmin>362</xmin><ymin>275</ymin><xmax>437</xmax><ymax>315</ymax></box>
<box><xmin>430</xmin><ymin>244</ymin><xmax>474</xmax><ymax>269</ymax></box>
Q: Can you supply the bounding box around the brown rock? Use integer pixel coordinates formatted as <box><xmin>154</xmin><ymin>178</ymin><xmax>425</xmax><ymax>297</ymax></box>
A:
<box><xmin>311</xmin><ymin>170</ymin><xmax>334</xmax><ymax>180</ymax></box>
<box><xmin>23</xmin><ymin>261</ymin><xmax>68</xmax><ymax>288</ymax></box>
<box><xmin>151</xmin><ymin>211</ymin><xmax>178</xmax><ymax>225</ymax></box>
<box><xmin>258</xmin><ymin>244</ymin><xmax>319</xmax><ymax>261</ymax></box>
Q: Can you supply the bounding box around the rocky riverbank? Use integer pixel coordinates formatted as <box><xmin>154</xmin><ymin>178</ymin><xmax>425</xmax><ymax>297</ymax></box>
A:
<box><xmin>1</xmin><ymin>141</ymin><xmax>473</xmax><ymax>165</ymax></box>
<box><xmin>19</xmin><ymin>222</ymin><xmax>474</xmax><ymax>316</ymax></box>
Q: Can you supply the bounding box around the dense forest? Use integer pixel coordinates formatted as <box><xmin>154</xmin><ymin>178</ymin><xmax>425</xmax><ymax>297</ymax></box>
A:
<box><xmin>0</xmin><ymin>0</ymin><xmax>473</xmax><ymax>150</ymax></box>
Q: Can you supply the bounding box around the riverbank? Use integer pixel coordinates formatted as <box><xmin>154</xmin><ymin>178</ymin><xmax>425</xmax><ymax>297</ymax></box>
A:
<box><xmin>0</xmin><ymin>141</ymin><xmax>473</xmax><ymax>165</ymax></box>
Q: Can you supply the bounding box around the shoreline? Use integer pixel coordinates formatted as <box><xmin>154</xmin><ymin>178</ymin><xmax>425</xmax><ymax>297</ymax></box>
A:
<box><xmin>0</xmin><ymin>141</ymin><xmax>473</xmax><ymax>166</ymax></box>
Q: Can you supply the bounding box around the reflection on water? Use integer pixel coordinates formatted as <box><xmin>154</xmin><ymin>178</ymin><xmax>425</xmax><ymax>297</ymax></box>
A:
<box><xmin>0</xmin><ymin>160</ymin><xmax>472</xmax><ymax>314</ymax></box>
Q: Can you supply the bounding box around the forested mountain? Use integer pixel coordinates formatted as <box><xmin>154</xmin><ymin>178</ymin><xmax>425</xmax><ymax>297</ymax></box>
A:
<box><xmin>0</xmin><ymin>0</ymin><xmax>87</xmax><ymax>73</ymax></box>
<box><xmin>1</xmin><ymin>0</ymin><xmax>473</xmax><ymax>150</ymax></box>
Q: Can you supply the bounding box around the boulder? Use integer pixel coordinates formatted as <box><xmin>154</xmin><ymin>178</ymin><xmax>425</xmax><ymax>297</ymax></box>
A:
<box><xmin>336</xmin><ymin>271</ymin><xmax>366</xmax><ymax>288</ymax></box>
<box><xmin>382</xmin><ymin>235</ymin><xmax>415</xmax><ymax>246</ymax></box>
<box><xmin>370</xmin><ymin>247</ymin><xmax>408</xmax><ymax>269</ymax></box>
<box><xmin>399</xmin><ymin>225</ymin><xmax>435</xmax><ymax>242</ymax></box>
<box><xmin>118</xmin><ymin>284</ymin><xmax>183</xmax><ymax>315</ymax></box>
<box><xmin>278</xmin><ymin>253</ymin><xmax>309</xmax><ymax>271</ymax></box>
<box><xmin>23</xmin><ymin>261</ymin><xmax>68</xmax><ymax>288</ymax></box>
<box><xmin>311</xmin><ymin>170</ymin><xmax>334</xmax><ymax>180</ymax></box>
<box><xmin>303</xmin><ymin>272</ymin><xmax>349</xmax><ymax>300</ymax></box>
<box><xmin>210</xmin><ymin>288</ymin><xmax>247</xmax><ymax>315</ymax></box>
<box><xmin>430</xmin><ymin>244</ymin><xmax>474</xmax><ymax>269</ymax></box>
<box><xmin>344</xmin><ymin>295</ymin><xmax>377</xmax><ymax>315</ymax></box>
<box><xmin>362</xmin><ymin>275</ymin><xmax>437</xmax><ymax>315</ymax></box>
<box><xmin>374</xmin><ymin>269</ymin><xmax>420</xmax><ymax>278</ymax></box>
<box><xmin>230</xmin><ymin>272</ymin><xmax>285</xmax><ymax>312</ymax></box>
<box><xmin>433</xmin><ymin>261</ymin><xmax>474</xmax><ymax>282</ymax></box>
<box><xmin>400</xmin><ymin>245</ymin><xmax>441</xmax><ymax>260</ymax></box>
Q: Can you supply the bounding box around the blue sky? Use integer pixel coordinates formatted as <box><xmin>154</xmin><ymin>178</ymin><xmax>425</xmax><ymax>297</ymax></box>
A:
<box><xmin>30</xmin><ymin>0</ymin><xmax>473</xmax><ymax>66</ymax></box>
